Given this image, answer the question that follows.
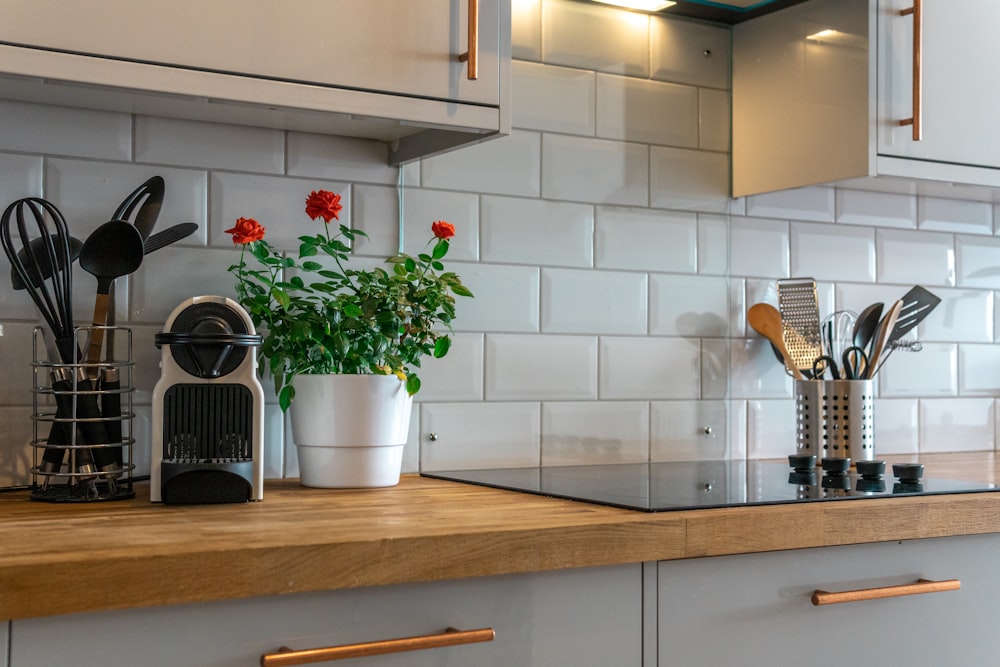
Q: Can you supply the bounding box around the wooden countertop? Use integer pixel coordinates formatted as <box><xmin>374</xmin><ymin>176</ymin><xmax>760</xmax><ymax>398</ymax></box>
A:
<box><xmin>2</xmin><ymin>452</ymin><xmax>999</xmax><ymax>621</ymax></box>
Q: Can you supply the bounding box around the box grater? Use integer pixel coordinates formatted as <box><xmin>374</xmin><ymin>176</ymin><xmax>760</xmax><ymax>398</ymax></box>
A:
<box><xmin>777</xmin><ymin>277</ymin><xmax>822</xmax><ymax>377</ymax></box>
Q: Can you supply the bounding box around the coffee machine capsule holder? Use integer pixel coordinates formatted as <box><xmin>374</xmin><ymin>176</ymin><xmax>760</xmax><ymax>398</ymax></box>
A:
<box><xmin>152</xmin><ymin>295</ymin><xmax>264</xmax><ymax>503</ymax></box>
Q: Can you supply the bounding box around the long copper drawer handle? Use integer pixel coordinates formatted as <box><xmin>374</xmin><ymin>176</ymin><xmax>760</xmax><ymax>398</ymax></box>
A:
<box><xmin>260</xmin><ymin>627</ymin><xmax>495</xmax><ymax>666</ymax></box>
<box><xmin>898</xmin><ymin>0</ymin><xmax>922</xmax><ymax>140</ymax></box>
<box><xmin>812</xmin><ymin>578</ymin><xmax>959</xmax><ymax>606</ymax></box>
<box><xmin>457</xmin><ymin>0</ymin><xmax>479</xmax><ymax>80</ymax></box>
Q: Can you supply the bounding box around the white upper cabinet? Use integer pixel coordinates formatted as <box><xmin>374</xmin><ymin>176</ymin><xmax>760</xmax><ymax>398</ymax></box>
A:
<box><xmin>0</xmin><ymin>0</ymin><xmax>510</xmax><ymax>164</ymax></box>
<box><xmin>733</xmin><ymin>0</ymin><xmax>1000</xmax><ymax>196</ymax></box>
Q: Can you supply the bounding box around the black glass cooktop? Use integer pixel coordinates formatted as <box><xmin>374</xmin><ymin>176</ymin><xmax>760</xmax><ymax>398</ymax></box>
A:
<box><xmin>422</xmin><ymin>460</ymin><xmax>998</xmax><ymax>512</ymax></box>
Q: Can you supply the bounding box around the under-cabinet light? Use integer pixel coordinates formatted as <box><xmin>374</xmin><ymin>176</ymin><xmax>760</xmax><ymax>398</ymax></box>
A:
<box><xmin>591</xmin><ymin>0</ymin><xmax>677</xmax><ymax>12</ymax></box>
<box><xmin>805</xmin><ymin>29</ymin><xmax>866</xmax><ymax>50</ymax></box>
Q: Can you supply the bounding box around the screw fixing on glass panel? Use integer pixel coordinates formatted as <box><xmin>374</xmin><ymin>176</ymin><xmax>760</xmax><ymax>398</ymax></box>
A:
<box><xmin>703</xmin><ymin>426</ymin><xmax>713</xmax><ymax>435</ymax></box>
<box><xmin>428</xmin><ymin>432</ymin><xmax>439</xmax><ymax>442</ymax></box>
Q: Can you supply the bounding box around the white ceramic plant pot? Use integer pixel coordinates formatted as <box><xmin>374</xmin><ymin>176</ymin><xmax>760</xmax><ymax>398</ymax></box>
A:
<box><xmin>289</xmin><ymin>374</ymin><xmax>412</xmax><ymax>488</ymax></box>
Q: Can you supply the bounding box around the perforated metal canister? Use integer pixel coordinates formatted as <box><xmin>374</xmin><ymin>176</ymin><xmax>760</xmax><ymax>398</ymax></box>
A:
<box><xmin>794</xmin><ymin>379</ymin><xmax>875</xmax><ymax>462</ymax></box>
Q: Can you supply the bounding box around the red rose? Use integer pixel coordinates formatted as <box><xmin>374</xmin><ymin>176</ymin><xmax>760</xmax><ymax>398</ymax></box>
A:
<box><xmin>431</xmin><ymin>220</ymin><xmax>456</xmax><ymax>239</ymax></box>
<box><xmin>225</xmin><ymin>217</ymin><xmax>266</xmax><ymax>244</ymax></box>
<box><xmin>305</xmin><ymin>190</ymin><xmax>343</xmax><ymax>223</ymax></box>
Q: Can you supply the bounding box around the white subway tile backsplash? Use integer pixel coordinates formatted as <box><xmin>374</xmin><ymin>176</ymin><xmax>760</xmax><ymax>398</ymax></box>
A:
<box><xmin>421</xmin><ymin>402</ymin><xmax>541</xmax><ymax>470</ymax></box>
<box><xmin>422</xmin><ymin>130</ymin><xmax>541</xmax><ymax>198</ymax></box>
<box><xmin>600</xmin><ymin>336</ymin><xmax>699</xmax><ymax>400</ymax></box>
<box><xmin>596</xmin><ymin>74</ymin><xmax>698</xmax><ymax>148</ymax></box>
<box><xmin>650</xmin><ymin>400</ymin><xmax>731</xmax><ymax>461</ymax></box>
<box><xmin>956</xmin><ymin>235</ymin><xmax>1000</xmax><ymax>289</ymax></box>
<box><xmin>595</xmin><ymin>207</ymin><xmax>697</xmax><ymax>273</ymax></box>
<box><xmin>512</xmin><ymin>61</ymin><xmax>595</xmax><ymax>135</ymax></box>
<box><xmin>918</xmin><ymin>196</ymin><xmax>993</xmax><ymax>235</ymax></box>
<box><xmin>702</xmin><ymin>338</ymin><xmax>729</xmax><ymax>399</ymax></box>
<box><xmin>47</xmin><ymin>159</ymin><xmax>208</xmax><ymax>241</ymax></box>
<box><xmin>746</xmin><ymin>186</ymin><xmax>835</xmax><ymax>223</ymax></box>
<box><xmin>875</xmin><ymin>229</ymin><xmax>955</xmax><ymax>287</ymax></box>
<box><xmin>482</xmin><ymin>195</ymin><xmax>594</xmax><ymax>267</ymax></box>
<box><xmin>746</xmin><ymin>399</ymin><xmax>795</xmax><ymax>459</ymax></box>
<box><xmin>650</xmin><ymin>147</ymin><xmax>729</xmax><ymax>213</ymax></box>
<box><xmin>649</xmin><ymin>274</ymin><xmax>728</xmax><ymax>337</ymax></box>
<box><xmin>511</xmin><ymin>0</ymin><xmax>542</xmax><ymax>60</ymax></box>
<box><xmin>0</xmin><ymin>323</ymin><xmax>35</xmax><ymax>406</ymax></box>
<box><xmin>731</xmin><ymin>339</ymin><xmax>792</xmax><ymax>400</ymax></box>
<box><xmin>130</xmin><ymin>247</ymin><xmax>237</xmax><ymax>324</ymax></box>
<box><xmin>541</xmin><ymin>401</ymin><xmax>649</xmax><ymax>465</ymax></box>
<box><xmin>542</xmin><ymin>0</ymin><xmax>650</xmax><ymax>77</ymax></box>
<box><xmin>919</xmin><ymin>398</ymin><xmax>994</xmax><ymax>452</ymax></box>
<box><xmin>135</xmin><ymin>116</ymin><xmax>284</xmax><ymax>173</ymax></box>
<box><xmin>729</xmin><ymin>217</ymin><xmax>789</xmax><ymax>279</ymax></box>
<box><xmin>873</xmin><ymin>399</ymin><xmax>919</xmax><ymax>456</ymax></box>
<box><xmin>959</xmin><ymin>344</ymin><xmax>1000</xmax><ymax>396</ymax></box>
<box><xmin>208</xmin><ymin>172</ymin><xmax>351</xmax><ymax>249</ymax></box>
<box><xmin>0</xmin><ymin>100</ymin><xmax>130</xmax><ymax>161</ymax></box>
<box><xmin>920</xmin><ymin>288</ymin><xmax>992</xmax><ymax>344</ymax></box>
<box><xmin>837</xmin><ymin>188</ymin><xmax>916</xmax><ymax>229</ymax></box>
<box><xmin>699</xmin><ymin>89</ymin><xmax>730</xmax><ymax>153</ymax></box>
<box><xmin>790</xmin><ymin>222</ymin><xmax>876</xmax><ymax>283</ymax></box>
<box><xmin>698</xmin><ymin>214</ymin><xmax>729</xmax><ymax>276</ymax></box>
<box><xmin>351</xmin><ymin>184</ymin><xmax>402</xmax><ymax>258</ymax></box>
<box><xmin>287</xmin><ymin>133</ymin><xmax>398</xmax><ymax>186</ymax></box>
<box><xmin>451</xmin><ymin>263</ymin><xmax>539</xmax><ymax>333</ymax></box>
<box><xmin>0</xmin><ymin>407</ymin><xmax>32</xmax><ymax>487</ymax></box>
<box><xmin>878</xmin><ymin>343</ymin><xmax>957</xmax><ymax>397</ymax></box>
<box><xmin>650</xmin><ymin>17</ymin><xmax>730</xmax><ymax>90</ymax></box>
<box><xmin>401</xmin><ymin>188</ymin><xmax>479</xmax><ymax>262</ymax></box>
<box><xmin>542</xmin><ymin>134</ymin><xmax>648</xmax><ymax>206</ymax></box>
<box><xmin>414</xmin><ymin>334</ymin><xmax>485</xmax><ymax>402</ymax></box>
<box><xmin>0</xmin><ymin>152</ymin><xmax>42</xmax><ymax>205</ymax></box>
<box><xmin>486</xmin><ymin>334</ymin><xmax>597</xmax><ymax>400</ymax></box>
<box><xmin>542</xmin><ymin>268</ymin><xmax>646</xmax><ymax>334</ymax></box>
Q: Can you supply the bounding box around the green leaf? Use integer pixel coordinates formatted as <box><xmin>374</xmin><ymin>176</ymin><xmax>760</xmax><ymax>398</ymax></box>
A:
<box><xmin>433</xmin><ymin>336</ymin><xmax>451</xmax><ymax>358</ymax></box>
<box><xmin>406</xmin><ymin>375</ymin><xmax>421</xmax><ymax>395</ymax></box>
<box><xmin>393</xmin><ymin>263</ymin><xmax>407</xmax><ymax>276</ymax></box>
<box><xmin>343</xmin><ymin>302</ymin><xmax>363</xmax><ymax>318</ymax></box>
<box><xmin>432</xmin><ymin>261</ymin><xmax>444</xmax><ymax>271</ymax></box>
<box><xmin>404</xmin><ymin>257</ymin><xmax>416</xmax><ymax>273</ymax></box>
<box><xmin>451</xmin><ymin>284</ymin><xmax>474</xmax><ymax>298</ymax></box>
<box><xmin>272</xmin><ymin>287</ymin><xmax>291</xmax><ymax>309</ymax></box>
<box><xmin>301</xmin><ymin>261</ymin><xmax>323</xmax><ymax>271</ymax></box>
<box><xmin>432</xmin><ymin>238</ymin><xmax>449</xmax><ymax>259</ymax></box>
<box><xmin>299</xmin><ymin>243</ymin><xmax>319</xmax><ymax>257</ymax></box>
<box><xmin>278</xmin><ymin>385</ymin><xmax>295</xmax><ymax>412</ymax></box>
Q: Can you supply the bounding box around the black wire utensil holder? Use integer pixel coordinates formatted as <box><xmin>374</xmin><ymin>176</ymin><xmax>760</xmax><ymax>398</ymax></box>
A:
<box><xmin>30</xmin><ymin>325</ymin><xmax>135</xmax><ymax>502</ymax></box>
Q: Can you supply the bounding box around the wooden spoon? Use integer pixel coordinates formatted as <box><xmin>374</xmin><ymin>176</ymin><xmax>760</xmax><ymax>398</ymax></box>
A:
<box><xmin>748</xmin><ymin>303</ymin><xmax>806</xmax><ymax>380</ymax></box>
<box><xmin>866</xmin><ymin>299</ymin><xmax>903</xmax><ymax>379</ymax></box>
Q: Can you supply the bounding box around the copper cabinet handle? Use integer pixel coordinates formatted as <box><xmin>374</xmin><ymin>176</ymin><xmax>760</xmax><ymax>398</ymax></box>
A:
<box><xmin>260</xmin><ymin>627</ymin><xmax>495</xmax><ymax>666</ymax></box>
<box><xmin>457</xmin><ymin>0</ymin><xmax>479</xmax><ymax>80</ymax></box>
<box><xmin>812</xmin><ymin>578</ymin><xmax>959</xmax><ymax>606</ymax></box>
<box><xmin>898</xmin><ymin>0</ymin><xmax>922</xmax><ymax>140</ymax></box>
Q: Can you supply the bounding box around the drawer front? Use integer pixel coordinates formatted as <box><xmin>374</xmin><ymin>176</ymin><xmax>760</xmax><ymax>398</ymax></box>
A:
<box><xmin>658</xmin><ymin>534</ymin><xmax>1000</xmax><ymax>665</ymax></box>
<box><xmin>12</xmin><ymin>565</ymin><xmax>640</xmax><ymax>667</ymax></box>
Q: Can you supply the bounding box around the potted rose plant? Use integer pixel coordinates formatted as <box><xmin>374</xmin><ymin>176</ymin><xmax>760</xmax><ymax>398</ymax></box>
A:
<box><xmin>226</xmin><ymin>189</ymin><xmax>472</xmax><ymax>487</ymax></box>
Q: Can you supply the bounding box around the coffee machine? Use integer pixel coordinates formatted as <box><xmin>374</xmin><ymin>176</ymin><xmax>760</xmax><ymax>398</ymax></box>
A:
<box><xmin>151</xmin><ymin>295</ymin><xmax>264</xmax><ymax>503</ymax></box>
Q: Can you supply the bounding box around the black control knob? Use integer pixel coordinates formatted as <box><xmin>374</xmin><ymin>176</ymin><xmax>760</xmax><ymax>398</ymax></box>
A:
<box><xmin>892</xmin><ymin>463</ymin><xmax>924</xmax><ymax>483</ymax></box>
<box><xmin>788</xmin><ymin>455</ymin><xmax>817</xmax><ymax>473</ymax></box>
<box><xmin>856</xmin><ymin>459</ymin><xmax>886</xmax><ymax>480</ymax></box>
<box><xmin>821</xmin><ymin>457</ymin><xmax>851</xmax><ymax>475</ymax></box>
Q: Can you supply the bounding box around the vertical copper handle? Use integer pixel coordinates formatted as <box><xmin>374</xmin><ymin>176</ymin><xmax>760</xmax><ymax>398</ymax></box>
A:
<box><xmin>812</xmin><ymin>578</ymin><xmax>959</xmax><ymax>606</ymax></box>
<box><xmin>260</xmin><ymin>627</ymin><xmax>495</xmax><ymax>666</ymax></box>
<box><xmin>457</xmin><ymin>0</ymin><xmax>479</xmax><ymax>80</ymax></box>
<box><xmin>898</xmin><ymin>0</ymin><xmax>922</xmax><ymax>140</ymax></box>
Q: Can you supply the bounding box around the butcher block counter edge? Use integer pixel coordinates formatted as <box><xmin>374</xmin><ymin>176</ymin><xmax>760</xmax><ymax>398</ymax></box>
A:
<box><xmin>1</xmin><ymin>452</ymin><xmax>998</xmax><ymax>620</ymax></box>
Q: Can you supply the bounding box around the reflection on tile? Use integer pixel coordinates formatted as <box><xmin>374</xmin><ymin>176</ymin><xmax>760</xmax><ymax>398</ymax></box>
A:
<box><xmin>513</xmin><ymin>61</ymin><xmax>595</xmax><ymax>135</ymax></box>
<box><xmin>511</xmin><ymin>0</ymin><xmax>542</xmax><ymax>60</ymax></box>
<box><xmin>920</xmin><ymin>288</ymin><xmax>991</xmax><ymax>343</ymax></box>
<box><xmin>651</xmin><ymin>400</ymin><xmax>731</xmax><ymax>461</ymax></box>
<box><xmin>919</xmin><ymin>398</ymin><xmax>994</xmax><ymax>452</ymax></box>
<box><xmin>486</xmin><ymin>334</ymin><xmax>597</xmax><ymax>400</ymax></box>
<box><xmin>877</xmin><ymin>343</ymin><xmax>957</xmax><ymax>397</ymax></box>
<box><xmin>790</xmin><ymin>222</ymin><xmax>875</xmax><ymax>282</ymax></box>
<box><xmin>542</xmin><ymin>0</ymin><xmax>650</xmax><ymax>76</ymax></box>
<box><xmin>873</xmin><ymin>398</ymin><xmax>919</xmax><ymax>456</ymax></box>
<box><xmin>421</xmin><ymin>402</ymin><xmax>541</xmax><ymax>470</ymax></box>
<box><xmin>650</xmin><ymin>274</ymin><xmax>728</xmax><ymax>337</ymax></box>
<box><xmin>650</xmin><ymin>16</ymin><xmax>730</xmax><ymax>89</ymax></box>
<box><xmin>956</xmin><ymin>235</ymin><xmax>1000</xmax><ymax>289</ymax></box>
<box><xmin>542</xmin><ymin>401</ymin><xmax>649</xmax><ymax>465</ymax></box>
<box><xmin>876</xmin><ymin>229</ymin><xmax>955</xmax><ymax>286</ymax></box>
<box><xmin>649</xmin><ymin>147</ymin><xmax>729</xmax><ymax>212</ymax></box>
<box><xmin>699</xmin><ymin>89</ymin><xmax>730</xmax><ymax>152</ymax></box>
<box><xmin>596</xmin><ymin>74</ymin><xmax>698</xmax><ymax>147</ymax></box>
<box><xmin>599</xmin><ymin>337</ymin><xmax>700</xmax><ymax>400</ymax></box>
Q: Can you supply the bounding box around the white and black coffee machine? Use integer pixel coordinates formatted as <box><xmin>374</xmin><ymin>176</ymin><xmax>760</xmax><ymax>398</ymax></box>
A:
<box><xmin>151</xmin><ymin>295</ymin><xmax>264</xmax><ymax>503</ymax></box>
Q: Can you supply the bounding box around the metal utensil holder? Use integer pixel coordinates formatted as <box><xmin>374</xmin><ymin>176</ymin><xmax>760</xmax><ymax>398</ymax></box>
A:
<box><xmin>30</xmin><ymin>325</ymin><xmax>135</xmax><ymax>502</ymax></box>
<box><xmin>794</xmin><ymin>379</ymin><xmax>875</xmax><ymax>462</ymax></box>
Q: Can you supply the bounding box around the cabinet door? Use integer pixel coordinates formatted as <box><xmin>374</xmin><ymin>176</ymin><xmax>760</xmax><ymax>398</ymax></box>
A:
<box><xmin>878</xmin><ymin>0</ymin><xmax>1000</xmax><ymax>168</ymax></box>
<box><xmin>11</xmin><ymin>565</ymin><xmax>641</xmax><ymax>667</ymax></box>
<box><xmin>0</xmin><ymin>0</ymin><xmax>500</xmax><ymax>107</ymax></box>
<box><xmin>658</xmin><ymin>535</ymin><xmax>1000</xmax><ymax>666</ymax></box>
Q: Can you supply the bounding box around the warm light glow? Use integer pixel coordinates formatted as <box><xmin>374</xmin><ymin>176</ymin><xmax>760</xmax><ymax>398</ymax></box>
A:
<box><xmin>591</xmin><ymin>0</ymin><xmax>676</xmax><ymax>11</ymax></box>
<box><xmin>806</xmin><ymin>28</ymin><xmax>866</xmax><ymax>50</ymax></box>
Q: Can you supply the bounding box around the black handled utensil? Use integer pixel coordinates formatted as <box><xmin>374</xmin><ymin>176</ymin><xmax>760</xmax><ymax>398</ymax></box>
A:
<box><xmin>143</xmin><ymin>222</ymin><xmax>198</xmax><ymax>254</ymax></box>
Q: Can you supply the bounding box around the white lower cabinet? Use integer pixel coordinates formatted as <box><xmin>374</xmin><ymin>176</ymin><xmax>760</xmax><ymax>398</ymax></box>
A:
<box><xmin>656</xmin><ymin>534</ymin><xmax>1000</xmax><ymax>666</ymax></box>
<box><xmin>10</xmin><ymin>564</ymin><xmax>641</xmax><ymax>667</ymax></box>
